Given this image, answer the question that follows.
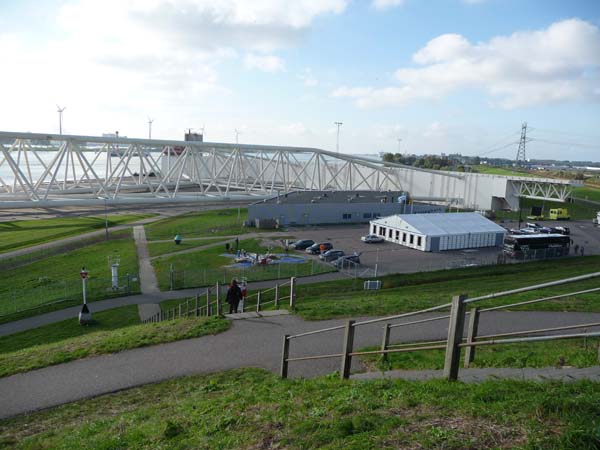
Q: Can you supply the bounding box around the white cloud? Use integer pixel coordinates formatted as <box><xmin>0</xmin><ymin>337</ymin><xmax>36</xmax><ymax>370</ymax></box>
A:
<box><xmin>299</xmin><ymin>68</ymin><xmax>318</xmax><ymax>86</ymax></box>
<box><xmin>332</xmin><ymin>19</ymin><xmax>600</xmax><ymax>109</ymax></box>
<box><xmin>244</xmin><ymin>53</ymin><xmax>285</xmax><ymax>72</ymax></box>
<box><xmin>0</xmin><ymin>0</ymin><xmax>347</xmax><ymax>135</ymax></box>
<box><xmin>372</xmin><ymin>0</ymin><xmax>405</xmax><ymax>11</ymax></box>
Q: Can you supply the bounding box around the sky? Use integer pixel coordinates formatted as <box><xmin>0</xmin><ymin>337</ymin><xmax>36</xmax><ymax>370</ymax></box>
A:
<box><xmin>0</xmin><ymin>0</ymin><xmax>599</xmax><ymax>161</ymax></box>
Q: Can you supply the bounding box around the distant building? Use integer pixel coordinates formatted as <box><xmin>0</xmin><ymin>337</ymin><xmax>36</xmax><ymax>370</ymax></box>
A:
<box><xmin>369</xmin><ymin>212</ymin><xmax>505</xmax><ymax>252</ymax></box>
<box><xmin>248</xmin><ymin>190</ymin><xmax>445</xmax><ymax>227</ymax></box>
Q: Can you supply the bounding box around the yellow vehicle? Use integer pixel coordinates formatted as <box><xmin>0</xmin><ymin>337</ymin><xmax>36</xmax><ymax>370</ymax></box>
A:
<box><xmin>548</xmin><ymin>208</ymin><xmax>570</xmax><ymax>220</ymax></box>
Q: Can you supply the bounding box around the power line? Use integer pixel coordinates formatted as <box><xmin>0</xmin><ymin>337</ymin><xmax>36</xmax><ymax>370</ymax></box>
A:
<box><xmin>529</xmin><ymin>138</ymin><xmax>598</xmax><ymax>149</ymax></box>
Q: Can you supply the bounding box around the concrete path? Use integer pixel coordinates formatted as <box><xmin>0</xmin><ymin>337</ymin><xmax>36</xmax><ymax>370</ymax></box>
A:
<box><xmin>2</xmin><ymin>310</ymin><xmax>600</xmax><ymax>419</ymax></box>
<box><xmin>137</xmin><ymin>304</ymin><xmax>161</xmax><ymax>322</ymax></box>
<box><xmin>132</xmin><ymin>226</ymin><xmax>160</xmax><ymax>294</ymax></box>
<box><xmin>0</xmin><ymin>271</ymin><xmax>344</xmax><ymax>337</ymax></box>
<box><xmin>352</xmin><ymin>366</ymin><xmax>600</xmax><ymax>382</ymax></box>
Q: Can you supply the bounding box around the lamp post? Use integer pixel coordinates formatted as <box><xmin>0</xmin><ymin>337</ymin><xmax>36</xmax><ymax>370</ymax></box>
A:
<box><xmin>334</xmin><ymin>122</ymin><xmax>343</xmax><ymax>153</ymax></box>
<box><xmin>78</xmin><ymin>267</ymin><xmax>92</xmax><ymax>325</ymax></box>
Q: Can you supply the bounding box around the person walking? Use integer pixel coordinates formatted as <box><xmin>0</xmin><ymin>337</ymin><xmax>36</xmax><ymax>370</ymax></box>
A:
<box><xmin>226</xmin><ymin>279</ymin><xmax>242</xmax><ymax>314</ymax></box>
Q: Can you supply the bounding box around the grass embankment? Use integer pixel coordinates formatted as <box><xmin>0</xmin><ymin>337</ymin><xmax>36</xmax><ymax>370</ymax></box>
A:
<box><xmin>495</xmin><ymin>197</ymin><xmax>597</xmax><ymax>221</ymax></box>
<box><xmin>153</xmin><ymin>238</ymin><xmax>335</xmax><ymax>290</ymax></box>
<box><xmin>0</xmin><ymin>234</ymin><xmax>139</xmax><ymax>322</ymax></box>
<box><xmin>0</xmin><ymin>214</ymin><xmax>151</xmax><ymax>254</ymax></box>
<box><xmin>293</xmin><ymin>256</ymin><xmax>600</xmax><ymax>320</ymax></box>
<box><xmin>473</xmin><ymin>165</ymin><xmax>537</xmax><ymax>177</ymax></box>
<box><xmin>1</xmin><ymin>368</ymin><xmax>599</xmax><ymax>449</ymax></box>
<box><xmin>0</xmin><ymin>306</ymin><xmax>229</xmax><ymax>378</ymax></box>
<box><xmin>361</xmin><ymin>338</ymin><xmax>600</xmax><ymax>372</ymax></box>
<box><xmin>148</xmin><ymin>237</ymin><xmax>228</xmax><ymax>258</ymax></box>
<box><xmin>572</xmin><ymin>186</ymin><xmax>600</xmax><ymax>203</ymax></box>
<box><xmin>144</xmin><ymin>208</ymin><xmax>266</xmax><ymax>240</ymax></box>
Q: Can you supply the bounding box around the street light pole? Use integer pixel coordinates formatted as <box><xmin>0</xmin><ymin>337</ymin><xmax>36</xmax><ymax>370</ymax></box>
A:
<box><xmin>148</xmin><ymin>118</ymin><xmax>153</xmax><ymax>139</ymax></box>
<box><xmin>334</xmin><ymin>122</ymin><xmax>343</xmax><ymax>153</ymax></box>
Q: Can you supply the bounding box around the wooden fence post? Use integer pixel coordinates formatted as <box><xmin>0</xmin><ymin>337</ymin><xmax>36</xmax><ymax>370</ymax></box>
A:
<box><xmin>340</xmin><ymin>320</ymin><xmax>356</xmax><ymax>380</ymax></box>
<box><xmin>280</xmin><ymin>335</ymin><xmax>290</xmax><ymax>379</ymax></box>
<box><xmin>289</xmin><ymin>277</ymin><xmax>296</xmax><ymax>308</ymax></box>
<box><xmin>464</xmin><ymin>307</ymin><xmax>480</xmax><ymax>368</ymax></box>
<box><xmin>256</xmin><ymin>291</ymin><xmax>262</xmax><ymax>312</ymax></box>
<box><xmin>275</xmin><ymin>284</ymin><xmax>280</xmax><ymax>308</ymax></box>
<box><xmin>443</xmin><ymin>294</ymin><xmax>467</xmax><ymax>381</ymax></box>
<box><xmin>380</xmin><ymin>323</ymin><xmax>391</xmax><ymax>364</ymax></box>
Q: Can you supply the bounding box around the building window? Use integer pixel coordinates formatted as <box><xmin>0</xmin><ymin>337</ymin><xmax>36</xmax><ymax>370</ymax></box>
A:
<box><xmin>372</xmin><ymin>224</ymin><xmax>377</xmax><ymax>234</ymax></box>
<box><xmin>410</xmin><ymin>234</ymin><xmax>414</xmax><ymax>244</ymax></box>
<box><xmin>363</xmin><ymin>212</ymin><xmax>372</xmax><ymax>219</ymax></box>
<box><xmin>402</xmin><ymin>233</ymin><xmax>407</xmax><ymax>242</ymax></box>
<box><xmin>388</xmin><ymin>229</ymin><xmax>392</xmax><ymax>238</ymax></box>
<box><xmin>417</xmin><ymin>236</ymin><xmax>422</xmax><ymax>247</ymax></box>
<box><xmin>395</xmin><ymin>230</ymin><xmax>400</xmax><ymax>240</ymax></box>
<box><xmin>379</xmin><ymin>226</ymin><xmax>386</xmax><ymax>236</ymax></box>
<box><xmin>342</xmin><ymin>213</ymin><xmax>352</xmax><ymax>220</ymax></box>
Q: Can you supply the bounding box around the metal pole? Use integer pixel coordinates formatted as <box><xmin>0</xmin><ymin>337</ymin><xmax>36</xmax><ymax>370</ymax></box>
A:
<box><xmin>289</xmin><ymin>277</ymin><xmax>296</xmax><ymax>308</ymax></box>
<box><xmin>206</xmin><ymin>289</ymin><xmax>211</xmax><ymax>316</ymax></box>
<box><xmin>275</xmin><ymin>284</ymin><xmax>280</xmax><ymax>308</ymax></box>
<box><xmin>195</xmin><ymin>294</ymin><xmax>199</xmax><ymax>317</ymax></box>
<box><xmin>169</xmin><ymin>264</ymin><xmax>174</xmax><ymax>291</ymax></box>
<box><xmin>256</xmin><ymin>291</ymin><xmax>262</xmax><ymax>312</ymax></box>
<box><xmin>443</xmin><ymin>294</ymin><xmax>467</xmax><ymax>381</ymax></box>
<box><xmin>216</xmin><ymin>282</ymin><xmax>221</xmax><ymax>315</ymax></box>
<box><xmin>340</xmin><ymin>320</ymin><xmax>355</xmax><ymax>379</ymax></box>
<box><xmin>280</xmin><ymin>335</ymin><xmax>290</xmax><ymax>379</ymax></box>
<box><xmin>186</xmin><ymin>299</ymin><xmax>189</xmax><ymax>318</ymax></box>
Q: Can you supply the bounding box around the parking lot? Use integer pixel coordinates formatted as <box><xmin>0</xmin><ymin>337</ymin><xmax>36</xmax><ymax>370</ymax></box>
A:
<box><xmin>287</xmin><ymin>219</ymin><xmax>600</xmax><ymax>276</ymax></box>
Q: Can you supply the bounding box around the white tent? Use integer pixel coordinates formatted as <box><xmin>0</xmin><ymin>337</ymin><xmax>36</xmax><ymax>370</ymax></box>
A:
<box><xmin>369</xmin><ymin>212</ymin><xmax>506</xmax><ymax>252</ymax></box>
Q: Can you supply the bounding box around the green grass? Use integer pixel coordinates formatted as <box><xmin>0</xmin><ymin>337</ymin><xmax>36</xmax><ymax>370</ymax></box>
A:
<box><xmin>361</xmin><ymin>338</ymin><xmax>600</xmax><ymax>372</ymax></box>
<box><xmin>572</xmin><ymin>186</ymin><xmax>600</xmax><ymax>203</ymax></box>
<box><xmin>473</xmin><ymin>165</ymin><xmax>537</xmax><ymax>177</ymax></box>
<box><xmin>144</xmin><ymin>208</ymin><xmax>265</xmax><ymax>240</ymax></box>
<box><xmin>0</xmin><ymin>306</ymin><xmax>229</xmax><ymax>378</ymax></box>
<box><xmin>0</xmin><ymin>234</ymin><xmax>139</xmax><ymax>320</ymax></box>
<box><xmin>293</xmin><ymin>256</ymin><xmax>600</xmax><ymax>320</ymax></box>
<box><xmin>494</xmin><ymin>196</ymin><xmax>597</xmax><ymax>221</ymax></box>
<box><xmin>2</xmin><ymin>368</ymin><xmax>600</xmax><ymax>449</ymax></box>
<box><xmin>148</xmin><ymin>237</ymin><xmax>229</xmax><ymax>257</ymax></box>
<box><xmin>0</xmin><ymin>214</ymin><xmax>151</xmax><ymax>254</ymax></box>
<box><xmin>153</xmin><ymin>238</ymin><xmax>335</xmax><ymax>290</ymax></box>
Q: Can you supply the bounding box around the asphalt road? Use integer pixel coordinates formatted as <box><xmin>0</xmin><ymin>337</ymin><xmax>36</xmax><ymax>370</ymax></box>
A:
<box><xmin>2</xmin><ymin>310</ymin><xmax>600</xmax><ymax>420</ymax></box>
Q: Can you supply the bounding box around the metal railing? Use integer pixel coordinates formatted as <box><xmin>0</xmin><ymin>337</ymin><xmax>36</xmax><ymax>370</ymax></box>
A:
<box><xmin>142</xmin><ymin>277</ymin><xmax>297</xmax><ymax>324</ymax></box>
<box><xmin>280</xmin><ymin>271</ymin><xmax>600</xmax><ymax>380</ymax></box>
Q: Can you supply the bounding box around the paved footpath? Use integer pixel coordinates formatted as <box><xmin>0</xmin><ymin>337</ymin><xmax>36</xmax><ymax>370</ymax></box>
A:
<box><xmin>2</xmin><ymin>310</ymin><xmax>600</xmax><ymax>419</ymax></box>
<box><xmin>132</xmin><ymin>225</ymin><xmax>160</xmax><ymax>294</ymax></box>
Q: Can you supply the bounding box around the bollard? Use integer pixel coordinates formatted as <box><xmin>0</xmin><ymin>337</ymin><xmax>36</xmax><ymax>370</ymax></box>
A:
<box><xmin>443</xmin><ymin>294</ymin><xmax>468</xmax><ymax>381</ymax></box>
<box><xmin>280</xmin><ymin>335</ymin><xmax>290</xmax><ymax>379</ymax></box>
<box><xmin>256</xmin><ymin>291</ymin><xmax>262</xmax><ymax>312</ymax></box>
<box><xmin>380</xmin><ymin>323</ymin><xmax>391</xmax><ymax>364</ymax></box>
<box><xmin>340</xmin><ymin>320</ymin><xmax>356</xmax><ymax>379</ymax></box>
<box><xmin>289</xmin><ymin>277</ymin><xmax>296</xmax><ymax>308</ymax></box>
<box><xmin>464</xmin><ymin>307</ymin><xmax>480</xmax><ymax>368</ymax></box>
<box><xmin>275</xmin><ymin>284</ymin><xmax>280</xmax><ymax>308</ymax></box>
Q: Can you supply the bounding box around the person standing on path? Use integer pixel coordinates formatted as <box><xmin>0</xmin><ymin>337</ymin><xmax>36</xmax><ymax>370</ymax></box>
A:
<box><xmin>226</xmin><ymin>279</ymin><xmax>242</xmax><ymax>314</ymax></box>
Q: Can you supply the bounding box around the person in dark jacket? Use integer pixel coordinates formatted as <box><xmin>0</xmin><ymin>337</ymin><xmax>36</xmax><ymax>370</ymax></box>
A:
<box><xmin>226</xmin><ymin>279</ymin><xmax>242</xmax><ymax>314</ymax></box>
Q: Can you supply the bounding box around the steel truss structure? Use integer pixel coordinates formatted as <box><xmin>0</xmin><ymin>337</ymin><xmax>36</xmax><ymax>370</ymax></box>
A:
<box><xmin>0</xmin><ymin>131</ymin><xmax>575</xmax><ymax>209</ymax></box>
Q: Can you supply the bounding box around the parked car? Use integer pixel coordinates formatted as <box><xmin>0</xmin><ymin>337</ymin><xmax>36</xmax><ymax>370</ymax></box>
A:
<box><xmin>305</xmin><ymin>242</ymin><xmax>333</xmax><ymax>254</ymax></box>
<box><xmin>552</xmin><ymin>226</ymin><xmax>570</xmax><ymax>235</ymax></box>
<box><xmin>291</xmin><ymin>239</ymin><xmax>314</xmax><ymax>250</ymax></box>
<box><xmin>333</xmin><ymin>253</ymin><xmax>361</xmax><ymax>268</ymax></box>
<box><xmin>526</xmin><ymin>222</ymin><xmax>541</xmax><ymax>229</ymax></box>
<box><xmin>360</xmin><ymin>234</ymin><xmax>384</xmax><ymax>243</ymax></box>
<box><xmin>319</xmin><ymin>249</ymin><xmax>345</xmax><ymax>262</ymax></box>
